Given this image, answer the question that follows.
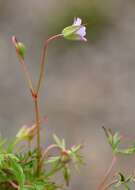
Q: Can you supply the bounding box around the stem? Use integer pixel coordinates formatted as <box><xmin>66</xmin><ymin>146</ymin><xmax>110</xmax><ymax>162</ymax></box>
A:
<box><xmin>45</xmin><ymin>164</ymin><xmax>63</xmax><ymax>178</ymax></box>
<box><xmin>36</xmin><ymin>34</ymin><xmax>62</xmax><ymax>95</ymax></box>
<box><xmin>12</xmin><ymin>34</ymin><xmax>63</xmax><ymax>176</ymax></box>
<box><xmin>19</xmin><ymin>57</ymin><xmax>35</xmax><ymax>95</ymax></box>
<box><xmin>34</xmin><ymin>34</ymin><xmax>62</xmax><ymax>174</ymax></box>
<box><xmin>34</xmin><ymin>96</ymin><xmax>41</xmax><ymax>175</ymax></box>
<box><xmin>12</xmin><ymin>36</ymin><xmax>35</xmax><ymax>96</ymax></box>
<box><xmin>28</xmin><ymin>140</ymin><xmax>31</xmax><ymax>151</ymax></box>
<box><xmin>97</xmin><ymin>155</ymin><xmax>117</xmax><ymax>190</ymax></box>
<box><xmin>102</xmin><ymin>180</ymin><xmax>118</xmax><ymax>190</ymax></box>
<box><xmin>8</xmin><ymin>180</ymin><xmax>19</xmax><ymax>189</ymax></box>
<box><xmin>39</xmin><ymin>144</ymin><xmax>61</xmax><ymax>168</ymax></box>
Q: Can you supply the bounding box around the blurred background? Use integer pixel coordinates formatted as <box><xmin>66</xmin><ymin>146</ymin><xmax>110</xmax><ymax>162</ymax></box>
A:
<box><xmin>0</xmin><ymin>0</ymin><xmax>135</xmax><ymax>189</ymax></box>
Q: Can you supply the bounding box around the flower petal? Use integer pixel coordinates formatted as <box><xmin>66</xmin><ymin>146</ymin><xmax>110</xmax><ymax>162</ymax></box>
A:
<box><xmin>81</xmin><ymin>37</ymin><xmax>87</xmax><ymax>42</ymax></box>
<box><xmin>76</xmin><ymin>26</ymin><xmax>86</xmax><ymax>37</ymax></box>
<box><xmin>73</xmin><ymin>17</ymin><xmax>82</xmax><ymax>26</ymax></box>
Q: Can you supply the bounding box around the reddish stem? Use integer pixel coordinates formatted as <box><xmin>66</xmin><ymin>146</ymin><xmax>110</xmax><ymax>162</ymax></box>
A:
<box><xmin>97</xmin><ymin>155</ymin><xmax>117</xmax><ymax>190</ymax></box>
<box><xmin>39</xmin><ymin>144</ymin><xmax>62</xmax><ymax>167</ymax></box>
<box><xmin>12</xmin><ymin>36</ymin><xmax>35</xmax><ymax>97</ymax></box>
<box><xmin>36</xmin><ymin>34</ymin><xmax>62</xmax><ymax>95</ymax></box>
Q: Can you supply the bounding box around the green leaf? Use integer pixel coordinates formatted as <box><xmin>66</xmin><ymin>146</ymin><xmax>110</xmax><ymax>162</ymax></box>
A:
<box><xmin>10</xmin><ymin>158</ymin><xmax>25</xmax><ymax>187</ymax></box>
<box><xmin>119</xmin><ymin>172</ymin><xmax>125</xmax><ymax>182</ymax></box>
<box><xmin>118</xmin><ymin>147</ymin><xmax>135</xmax><ymax>155</ymax></box>
<box><xmin>63</xmin><ymin>166</ymin><xmax>71</xmax><ymax>186</ymax></box>
<box><xmin>53</xmin><ymin>134</ymin><xmax>65</xmax><ymax>149</ymax></box>
<box><xmin>103</xmin><ymin>127</ymin><xmax>121</xmax><ymax>153</ymax></box>
<box><xmin>112</xmin><ymin>133</ymin><xmax>121</xmax><ymax>151</ymax></box>
<box><xmin>46</xmin><ymin>156</ymin><xmax>60</xmax><ymax>164</ymax></box>
<box><xmin>114</xmin><ymin>172</ymin><xmax>135</xmax><ymax>189</ymax></box>
<box><xmin>0</xmin><ymin>139</ymin><xmax>6</xmax><ymax>151</ymax></box>
<box><xmin>62</xmin><ymin>139</ymin><xmax>66</xmax><ymax>149</ymax></box>
<box><xmin>71</xmin><ymin>144</ymin><xmax>82</xmax><ymax>152</ymax></box>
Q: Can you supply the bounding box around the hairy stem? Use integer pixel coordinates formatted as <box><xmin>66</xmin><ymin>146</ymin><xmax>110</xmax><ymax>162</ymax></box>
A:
<box><xmin>97</xmin><ymin>155</ymin><xmax>117</xmax><ymax>190</ymax></box>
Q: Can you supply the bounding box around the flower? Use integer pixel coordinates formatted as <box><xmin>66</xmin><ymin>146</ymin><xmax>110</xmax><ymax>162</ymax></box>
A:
<box><xmin>62</xmin><ymin>17</ymin><xmax>87</xmax><ymax>42</ymax></box>
<box><xmin>16</xmin><ymin>124</ymin><xmax>37</xmax><ymax>141</ymax></box>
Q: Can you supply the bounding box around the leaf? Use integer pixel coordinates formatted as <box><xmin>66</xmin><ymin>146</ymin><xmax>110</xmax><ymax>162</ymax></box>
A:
<box><xmin>53</xmin><ymin>134</ymin><xmax>64</xmax><ymax>149</ymax></box>
<box><xmin>10</xmin><ymin>158</ymin><xmax>25</xmax><ymax>187</ymax></box>
<box><xmin>62</xmin><ymin>139</ymin><xmax>66</xmax><ymax>149</ymax></box>
<box><xmin>46</xmin><ymin>156</ymin><xmax>60</xmax><ymax>164</ymax></box>
<box><xmin>71</xmin><ymin>144</ymin><xmax>82</xmax><ymax>152</ymax></box>
<box><xmin>0</xmin><ymin>139</ymin><xmax>6</xmax><ymax>151</ymax></box>
<box><xmin>103</xmin><ymin>127</ymin><xmax>121</xmax><ymax>153</ymax></box>
<box><xmin>112</xmin><ymin>133</ymin><xmax>121</xmax><ymax>151</ymax></box>
<box><xmin>7</xmin><ymin>139</ymin><xmax>19</xmax><ymax>153</ymax></box>
<box><xmin>114</xmin><ymin>172</ymin><xmax>135</xmax><ymax>189</ymax></box>
<box><xmin>63</xmin><ymin>166</ymin><xmax>71</xmax><ymax>186</ymax></box>
<box><xmin>119</xmin><ymin>172</ymin><xmax>125</xmax><ymax>182</ymax></box>
<box><xmin>118</xmin><ymin>147</ymin><xmax>135</xmax><ymax>155</ymax></box>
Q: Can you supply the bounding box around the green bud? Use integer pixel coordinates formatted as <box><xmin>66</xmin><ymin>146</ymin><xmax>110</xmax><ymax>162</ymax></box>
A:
<box><xmin>16</xmin><ymin>124</ymin><xmax>37</xmax><ymax>141</ymax></box>
<box><xmin>16</xmin><ymin>126</ymin><xmax>29</xmax><ymax>140</ymax></box>
<box><xmin>16</xmin><ymin>42</ymin><xmax>26</xmax><ymax>59</ymax></box>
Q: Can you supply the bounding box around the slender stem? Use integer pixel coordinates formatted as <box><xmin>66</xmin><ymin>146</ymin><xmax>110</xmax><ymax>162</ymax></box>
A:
<box><xmin>102</xmin><ymin>180</ymin><xmax>118</xmax><ymax>190</ymax></box>
<box><xmin>19</xmin><ymin>57</ymin><xmax>35</xmax><ymax>95</ymax></box>
<box><xmin>36</xmin><ymin>34</ymin><xmax>62</xmax><ymax>95</ymax></box>
<box><xmin>39</xmin><ymin>144</ymin><xmax>61</xmax><ymax>168</ymax></box>
<box><xmin>12</xmin><ymin>36</ymin><xmax>35</xmax><ymax>96</ymax></box>
<box><xmin>45</xmin><ymin>164</ymin><xmax>63</xmax><ymax>178</ymax></box>
<box><xmin>34</xmin><ymin>96</ymin><xmax>41</xmax><ymax>175</ymax></box>
<box><xmin>28</xmin><ymin>140</ymin><xmax>31</xmax><ymax>151</ymax></box>
<box><xmin>97</xmin><ymin>155</ymin><xmax>117</xmax><ymax>190</ymax></box>
<box><xmin>34</xmin><ymin>34</ymin><xmax>62</xmax><ymax>174</ymax></box>
<box><xmin>8</xmin><ymin>180</ymin><xmax>19</xmax><ymax>189</ymax></box>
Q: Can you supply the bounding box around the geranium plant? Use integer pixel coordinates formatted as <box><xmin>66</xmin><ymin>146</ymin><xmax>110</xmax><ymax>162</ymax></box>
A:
<box><xmin>0</xmin><ymin>17</ymin><xmax>86</xmax><ymax>190</ymax></box>
<box><xmin>0</xmin><ymin>17</ymin><xmax>135</xmax><ymax>190</ymax></box>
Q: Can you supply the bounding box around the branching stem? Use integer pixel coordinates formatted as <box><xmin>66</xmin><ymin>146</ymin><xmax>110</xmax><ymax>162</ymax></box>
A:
<box><xmin>12</xmin><ymin>34</ymin><xmax>62</xmax><ymax>175</ymax></box>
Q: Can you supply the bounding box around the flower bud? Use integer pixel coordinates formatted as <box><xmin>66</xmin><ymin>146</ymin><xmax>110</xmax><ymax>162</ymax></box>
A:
<box><xmin>62</xmin><ymin>17</ymin><xmax>87</xmax><ymax>42</ymax></box>
<box><xmin>16</xmin><ymin>42</ymin><xmax>26</xmax><ymax>59</ymax></box>
<box><xmin>16</xmin><ymin>124</ymin><xmax>37</xmax><ymax>141</ymax></box>
<box><xmin>12</xmin><ymin>36</ymin><xmax>26</xmax><ymax>59</ymax></box>
<box><xmin>61</xmin><ymin>150</ymin><xmax>71</xmax><ymax>163</ymax></box>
